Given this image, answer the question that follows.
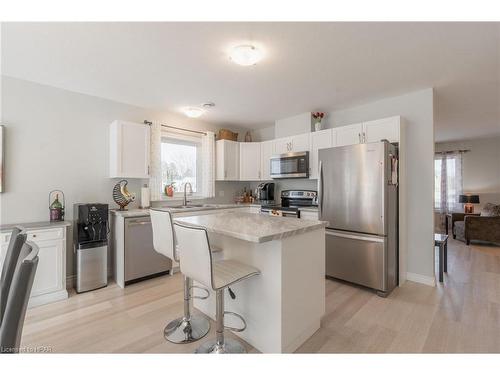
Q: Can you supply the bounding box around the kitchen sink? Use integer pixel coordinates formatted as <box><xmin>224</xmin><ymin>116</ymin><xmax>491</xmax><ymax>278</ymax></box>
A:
<box><xmin>169</xmin><ymin>204</ymin><xmax>206</xmax><ymax>209</ymax></box>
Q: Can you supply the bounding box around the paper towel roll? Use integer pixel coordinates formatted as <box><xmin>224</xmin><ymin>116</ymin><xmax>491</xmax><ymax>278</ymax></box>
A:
<box><xmin>140</xmin><ymin>185</ymin><xmax>150</xmax><ymax>208</ymax></box>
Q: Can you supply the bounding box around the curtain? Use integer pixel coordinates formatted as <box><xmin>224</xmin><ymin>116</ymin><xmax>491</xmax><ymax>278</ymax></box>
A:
<box><xmin>201</xmin><ymin>131</ymin><xmax>215</xmax><ymax>198</ymax></box>
<box><xmin>435</xmin><ymin>152</ymin><xmax>464</xmax><ymax>226</ymax></box>
<box><xmin>149</xmin><ymin>120</ymin><xmax>162</xmax><ymax>201</ymax></box>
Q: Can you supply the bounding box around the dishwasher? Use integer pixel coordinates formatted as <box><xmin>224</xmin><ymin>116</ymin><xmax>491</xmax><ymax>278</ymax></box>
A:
<box><xmin>124</xmin><ymin>216</ymin><xmax>171</xmax><ymax>284</ymax></box>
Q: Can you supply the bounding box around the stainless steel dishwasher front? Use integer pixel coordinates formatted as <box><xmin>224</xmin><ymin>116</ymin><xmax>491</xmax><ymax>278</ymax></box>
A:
<box><xmin>124</xmin><ymin>216</ymin><xmax>171</xmax><ymax>283</ymax></box>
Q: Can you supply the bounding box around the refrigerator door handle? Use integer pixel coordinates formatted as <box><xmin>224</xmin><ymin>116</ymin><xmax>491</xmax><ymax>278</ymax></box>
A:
<box><xmin>325</xmin><ymin>230</ymin><xmax>385</xmax><ymax>243</ymax></box>
<box><xmin>318</xmin><ymin>160</ymin><xmax>323</xmax><ymax>219</ymax></box>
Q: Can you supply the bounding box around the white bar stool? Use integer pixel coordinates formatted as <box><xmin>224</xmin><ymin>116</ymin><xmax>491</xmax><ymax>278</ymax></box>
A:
<box><xmin>150</xmin><ymin>209</ymin><xmax>212</xmax><ymax>344</ymax></box>
<box><xmin>174</xmin><ymin>222</ymin><xmax>260</xmax><ymax>354</ymax></box>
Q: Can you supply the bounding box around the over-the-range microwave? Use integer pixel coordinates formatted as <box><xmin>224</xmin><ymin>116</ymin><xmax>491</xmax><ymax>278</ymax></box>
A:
<box><xmin>270</xmin><ymin>151</ymin><xmax>309</xmax><ymax>179</ymax></box>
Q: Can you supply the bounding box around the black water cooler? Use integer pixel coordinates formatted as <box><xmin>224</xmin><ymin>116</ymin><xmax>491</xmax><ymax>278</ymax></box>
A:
<box><xmin>74</xmin><ymin>203</ymin><xmax>109</xmax><ymax>293</ymax></box>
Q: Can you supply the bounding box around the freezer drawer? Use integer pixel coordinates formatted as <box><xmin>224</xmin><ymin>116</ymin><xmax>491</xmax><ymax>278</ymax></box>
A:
<box><xmin>76</xmin><ymin>243</ymin><xmax>108</xmax><ymax>293</ymax></box>
<box><xmin>325</xmin><ymin>230</ymin><xmax>386</xmax><ymax>292</ymax></box>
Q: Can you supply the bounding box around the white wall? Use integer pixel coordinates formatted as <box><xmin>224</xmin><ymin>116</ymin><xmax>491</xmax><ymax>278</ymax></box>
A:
<box><xmin>0</xmin><ymin>76</ymin><xmax>249</xmax><ymax>276</ymax></box>
<box><xmin>436</xmin><ymin>136</ymin><xmax>500</xmax><ymax>207</ymax></box>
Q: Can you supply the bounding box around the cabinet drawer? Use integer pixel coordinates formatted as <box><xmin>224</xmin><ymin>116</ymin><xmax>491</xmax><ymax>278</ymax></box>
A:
<box><xmin>27</xmin><ymin>228</ymin><xmax>64</xmax><ymax>242</ymax></box>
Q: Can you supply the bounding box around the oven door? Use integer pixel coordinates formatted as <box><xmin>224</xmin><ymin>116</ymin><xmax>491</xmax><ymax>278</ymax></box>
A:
<box><xmin>270</xmin><ymin>151</ymin><xmax>309</xmax><ymax>179</ymax></box>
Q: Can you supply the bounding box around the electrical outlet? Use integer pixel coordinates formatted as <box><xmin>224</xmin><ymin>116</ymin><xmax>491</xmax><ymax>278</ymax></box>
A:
<box><xmin>219</xmin><ymin>190</ymin><xmax>224</xmax><ymax>197</ymax></box>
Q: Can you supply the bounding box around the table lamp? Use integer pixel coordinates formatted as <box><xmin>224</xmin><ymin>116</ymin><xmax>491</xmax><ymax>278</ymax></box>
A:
<box><xmin>459</xmin><ymin>194</ymin><xmax>480</xmax><ymax>213</ymax></box>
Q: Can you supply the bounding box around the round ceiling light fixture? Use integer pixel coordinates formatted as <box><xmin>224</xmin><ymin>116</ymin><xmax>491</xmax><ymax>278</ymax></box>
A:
<box><xmin>229</xmin><ymin>45</ymin><xmax>263</xmax><ymax>66</ymax></box>
<box><xmin>182</xmin><ymin>107</ymin><xmax>205</xmax><ymax>118</ymax></box>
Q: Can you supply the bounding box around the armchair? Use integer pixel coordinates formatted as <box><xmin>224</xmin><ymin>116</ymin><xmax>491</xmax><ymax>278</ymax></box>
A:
<box><xmin>453</xmin><ymin>203</ymin><xmax>500</xmax><ymax>245</ymax></box>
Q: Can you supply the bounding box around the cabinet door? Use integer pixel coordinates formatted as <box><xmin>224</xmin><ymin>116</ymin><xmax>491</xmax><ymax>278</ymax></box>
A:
<box><xmin>216</xmin><ymin>140</ymin><xmax>240</xmax><ymax>180</ymax></box>
<box><xmin>300</xmin><ymin>211</ymin><xmax>319</xmax><ymax>220</ymax></box>
<box><xmin>260</xmin><ymin>140</ymin><xmax>274</xmax><ymax>180</ymax></box>
<box><xmin>110</xmin><ymin>121</ymin><xmax>150</xmax><ymax>178</ymax></box>
<box><xmin>226</xmin><ymin>141</ymin><xmax>240</xmax><ymax>180</ymax></box>
<box><xmin>363</xmin><ymin>116</ymin><xmax>400</xmax><ymax>143</ymax></box>
<box><xmin>30</xmin><ymin>239</ymin><xmax>64</xmax><ymax>296</ymax></box>
<box><xmin>273</xmin><ymin>137</ymin><xmax>292</xmax><ymax>154</ymax></box>
<box><xmin>335</xmin><ymin>123</ymin><xmax>363</xmax><ymax>147</ymax></box>
<box><xmin>216</xmin><ymin>140</ymin><xmax>225</xmax><ymax>180</ymax></box>
<box><xmin>290</xmin><ymin>133</ymin><xmax>310</xmax><ymax>152</ymax></box>
<box><xmin>240</xmin><ymin>143</ymin><xmax>262</xmax><ymax>180</ymax></box>
<box><xmin>310</xmin><ymin>129</ymin><xmax>333</xmax><ymax>179</ymax></box>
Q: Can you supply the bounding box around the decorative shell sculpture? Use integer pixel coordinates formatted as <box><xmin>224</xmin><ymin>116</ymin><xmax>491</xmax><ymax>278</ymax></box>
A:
<box><xmin>113</xmin><ymin>179</ymin><xmax>135</xmax><ymax>210</ymax></box>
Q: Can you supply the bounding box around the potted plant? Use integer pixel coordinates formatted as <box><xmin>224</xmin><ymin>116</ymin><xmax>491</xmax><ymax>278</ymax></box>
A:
<box><xmin>312</xmin><ymin>112</ymin><xmax>325</xmax><ymax>132</ymax></box>
<box><xmin>164</xmin><ymin>182</ymin><xmax>176</xmax><ymax>197</ymax></box>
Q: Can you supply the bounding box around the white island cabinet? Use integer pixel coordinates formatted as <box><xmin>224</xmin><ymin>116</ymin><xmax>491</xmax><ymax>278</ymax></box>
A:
<box><xmin>175</xmin><ymin>212</ymin><xmax>326</xmax><ymax>353</ymax></box>
<box><xmin>0</xmin><ymin>222</ymin><xmax>70</xmax><ymax>307</ymax></box>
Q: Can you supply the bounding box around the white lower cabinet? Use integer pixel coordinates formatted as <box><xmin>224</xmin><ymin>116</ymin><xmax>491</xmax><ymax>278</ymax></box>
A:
<box><xmin>0</xmin><ymin>224</ymin><xmax>69</xmax><ymax>307</ymax></box>
<box><xmin>299</xmin><ymin>210</ymin><xmax>319</xmax><ymax>220</ymax></box>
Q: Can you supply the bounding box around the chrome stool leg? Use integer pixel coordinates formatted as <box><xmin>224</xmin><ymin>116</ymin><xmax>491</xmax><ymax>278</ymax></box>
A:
<box><xmin>164</xmin><ymin>276</ymin><xmax>210</xmax><ymax>344</ymax></box>
<box><xmin>196</xmin><ymin>289</ymin><xmax>246</xmax><ymax>353</ymax></box>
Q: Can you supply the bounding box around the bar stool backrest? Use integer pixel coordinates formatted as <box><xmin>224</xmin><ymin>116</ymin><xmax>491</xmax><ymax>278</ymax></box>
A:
<box><xmin>0</xmin><ymin>241</ymin><xmax>39</xmax><ymax>353</ymax></box>
<box><xmin>150</xmin><ymin>209</ymin><xmax>177</xmax><ymax>262</ymax></box>
<box><xmin>174</xmin><ymin>223</ymin><xmax>213</xmax><ymax>290</ymax></box>
<box><xmin>0</xmin><ymin>227</ymin><xmax>27</xmax><ymax>326</ymax></box>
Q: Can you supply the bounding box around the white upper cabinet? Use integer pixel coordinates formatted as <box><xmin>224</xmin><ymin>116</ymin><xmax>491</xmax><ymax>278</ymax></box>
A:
<box><xmin>273</xmin><ymin>133</ymin><xmax>310</xmax><ymax>154</ymax></box>
<box><xmin>109</xmin><ymin>120</ymin><xmax>150</xmax><ymax>179</ymax></box>
<box><xmin>240</xmin><ymin>142</ymin><xmax>262</xmax><ymax>181</ymax></box>
<box><xmin>216</xmin><ymin>140</ymin><xmax>240</xmax><ymax>180</ymax></box>
<box><xmin>260</xmin><ymin>140</ymin><xmax>274</xmax><ymax>180</ymax></box>
<box><xmin>363</xmin><ymin>116</ymin><xmax>400</xmax><ymax>143</ymax></box>
<box><xmin>334</xmin><ymin>116</ymin><xmax>401</xmax><ymax>147</ymax></box>
<box><xmin>309</xmin><ymin>128</ymin><xmax>334</xmax><ymax>179</ymax></box>
<box><xmin>273</xmin><ymin>137</ymin><xmax>292</xmax><ymax>154</ymax></box>
<box><xmin>335</xmin><ymin>123</ymin><xmax>363</xmax><ymax>147</ymax></box>
<box><xmin>290</xmin><ymin>133</ymin><xmax>310</xmax><ymax>152</ymax></box>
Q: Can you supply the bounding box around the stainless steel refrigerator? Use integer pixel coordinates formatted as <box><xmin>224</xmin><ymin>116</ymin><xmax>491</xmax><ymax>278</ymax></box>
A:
<box><xmin>318</xmin><ymin>141</ymin><xmax>398</xmax><ymax>297</ymax></box>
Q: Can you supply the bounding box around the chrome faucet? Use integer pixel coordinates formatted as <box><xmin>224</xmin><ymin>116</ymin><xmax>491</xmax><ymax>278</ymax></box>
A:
<box><xmin>183</xmin><ymin>182</ymin><xmax>192</xmax><ymax>206</ymax></box>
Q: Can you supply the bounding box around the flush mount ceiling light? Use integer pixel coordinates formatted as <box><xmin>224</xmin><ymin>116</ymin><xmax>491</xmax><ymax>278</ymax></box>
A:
<box><xmin>229</xmin><ymin>45</ymin><xmax>263</xmax><ymax>66</ymax></box>
<box><xmin>182</xmin><ymin>107</ymin><xmax>205</xmax><ymax>118</ymax></box>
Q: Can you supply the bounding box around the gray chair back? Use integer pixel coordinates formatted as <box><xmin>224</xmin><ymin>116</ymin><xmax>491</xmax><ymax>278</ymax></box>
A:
<box><xmin>0</xmin><ymin>241</ymin><xmax>39</xmax><ymax>354</ymax></box>
<box><xmin>0</xmin><ymin>227</ymin><xmax>27</xmax><ymax>325</ymax></box>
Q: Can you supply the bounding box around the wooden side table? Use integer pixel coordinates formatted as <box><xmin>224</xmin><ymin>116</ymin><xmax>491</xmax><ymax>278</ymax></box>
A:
<box><xmin>435</xmin><ymin>233</ymin><xmax>449</xmax><ymax>283</ymax></box>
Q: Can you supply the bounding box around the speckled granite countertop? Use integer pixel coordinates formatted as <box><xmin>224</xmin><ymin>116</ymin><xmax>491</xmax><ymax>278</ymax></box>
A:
<box><xmin>0</xmin><ymin>221</ymin><xmax>71</xmax><ymax>232</ymax></box>
<box><xmin>110</xmin><ymin>204</ymin><xmax>261</xmax><ymax>218</ymax></box>
<box><xmin>174</xmin><ymin>212</ymin><xmax>326</xmax><ymax>243</ymax></box>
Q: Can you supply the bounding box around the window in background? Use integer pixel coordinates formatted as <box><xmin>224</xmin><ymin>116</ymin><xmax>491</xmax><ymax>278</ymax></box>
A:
<box><xmin>161</xmin><ymin>134</ymin><xmax>202</xmax><ymax>194</ymax></box>
<box><xmin>434</xmin><ymin>153</ymin><xmax>463</xmax><ymax>212</ymax></box>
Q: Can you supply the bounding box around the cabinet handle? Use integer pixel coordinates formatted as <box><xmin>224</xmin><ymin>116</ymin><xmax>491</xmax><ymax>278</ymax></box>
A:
<box><xmin>147</xmin><ymin>165</ymin><xmax>150</xmax><ymax>175</ymax></box>
<box><xmin>32</xmin><ymin>234</ymin><xmax>37</xmax><ymax>238</ymax></box>
<box><xmin>363</xmin><ymin>132</ymin><xmax>367</xmax><ymax>143</ymax></box>
<box><xmin>358</xmin><ymin>133</ymin><xmax>361</xmax><ymax>143</ymax></box>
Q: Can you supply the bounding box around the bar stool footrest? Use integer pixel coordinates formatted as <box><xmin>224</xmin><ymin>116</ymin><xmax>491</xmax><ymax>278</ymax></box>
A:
<box><xmin>190</xmin><ymin>285</ymin><xmax>210</xmax><ymax>300</ymax></box>
<box><xmin>223</xmin><ymin>311</ymin><xmax>246</xmax><ymax>332</ymax></box>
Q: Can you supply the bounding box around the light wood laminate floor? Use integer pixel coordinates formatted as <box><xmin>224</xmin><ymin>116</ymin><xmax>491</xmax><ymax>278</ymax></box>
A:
<box><xmin>21</xmin><ymin>238</ymin><xmax>500</xmax><ymax>353</ymax></box>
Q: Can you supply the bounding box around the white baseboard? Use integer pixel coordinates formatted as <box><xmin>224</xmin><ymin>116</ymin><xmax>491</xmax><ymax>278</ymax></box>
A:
<box><xmin>28</xmin><ymin>289</ymin><xmax>69</xmax><ymax>308</ymax></box>
<box><xmin>406</xmin><ymin>272</ymin><xmax>436</xmax><ymax>287</ymax></box>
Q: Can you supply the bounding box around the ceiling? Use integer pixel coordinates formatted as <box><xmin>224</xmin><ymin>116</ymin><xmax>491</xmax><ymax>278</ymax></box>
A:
<box><xmin>2</xmin><ymin>22</ymin><xmax>499</xmax><ymax>141</ymax></box>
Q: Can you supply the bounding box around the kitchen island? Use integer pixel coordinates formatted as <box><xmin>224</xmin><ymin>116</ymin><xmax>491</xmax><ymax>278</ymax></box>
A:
<box><xmin>174</xmin><ymin>212</ymin><xmax>326</xmax><ymax>353</ymax></box>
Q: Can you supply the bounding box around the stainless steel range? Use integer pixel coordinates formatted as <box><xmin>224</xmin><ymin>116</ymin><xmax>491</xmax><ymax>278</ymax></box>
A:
<box><xmin>261</xmin><ymin>190</ymin><xmax>317</xmax><ymax>218</ymax></box>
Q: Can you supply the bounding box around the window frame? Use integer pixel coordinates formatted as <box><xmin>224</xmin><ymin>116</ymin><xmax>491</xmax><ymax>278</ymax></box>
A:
<box><xmin>160</xmin><ymin>131</ymin><xmax>203</xmax><ymax>199</ymax></box>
